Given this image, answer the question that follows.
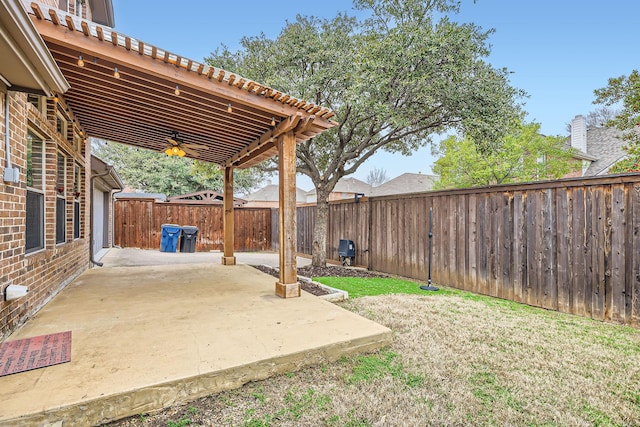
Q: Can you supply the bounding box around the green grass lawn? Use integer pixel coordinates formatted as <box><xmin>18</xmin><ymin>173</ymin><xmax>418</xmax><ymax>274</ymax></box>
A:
<box><xmin>313</xmin><ymin>277</ymin><xmax>473</xmax><ymax>298</ymax></box>
<box><xmin>313</xmin><ymin>276</ymin><xmax>434</xmax><ymax>298</ymax></box>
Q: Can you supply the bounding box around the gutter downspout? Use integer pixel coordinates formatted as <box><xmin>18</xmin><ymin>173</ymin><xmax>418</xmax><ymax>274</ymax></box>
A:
<box><xmin>110</xmin><ymin>187</ymin><xmax>122</xmax><ymax>248</ymax></box>
<box><xmin>89</xmin><ymin>166</ymin><xmax>113</xmax><ymax>267</ymax></box>
<box><xmin>4</xmin><ymin>89</ymin><xmax>12</xmax><ymax>173</ymax></box>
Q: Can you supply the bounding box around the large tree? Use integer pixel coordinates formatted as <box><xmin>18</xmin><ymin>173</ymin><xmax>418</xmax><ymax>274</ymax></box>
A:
<box><xmin>594</xmin><ymin>70</ymin><xmax>640</xmax><ymax>173</ymax></box>
<box><xmin>92</xmin><ymin>140</ymin><xmax>263</xmax><ymax>196</ymax></box>
<box><xmin>433</xmin><ymin>122</ymin><xmax>578</xmax><ymax>189</ymax></box>
<box><xmin>207</xmin><ymin>0</ymin><xmax>523</xmax><ymax>266</ymax></box>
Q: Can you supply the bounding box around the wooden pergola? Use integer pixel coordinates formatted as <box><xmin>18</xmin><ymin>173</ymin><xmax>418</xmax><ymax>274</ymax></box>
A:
<box><xmin>29</xmin><ymin>2</ymin><xmax>337</xmax><ymax>298</ymax></box>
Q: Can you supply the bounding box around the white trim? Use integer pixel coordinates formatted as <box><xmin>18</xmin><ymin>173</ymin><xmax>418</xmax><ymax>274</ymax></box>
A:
<box><xmin>0</xmin><ymin>0</ymin><xmax>69</xmax><ymax>94</ymax></box>
<box><xmin>56</xmin><ymin>150</ymin><xmax>67</xmax><ymax>244</ymax></box>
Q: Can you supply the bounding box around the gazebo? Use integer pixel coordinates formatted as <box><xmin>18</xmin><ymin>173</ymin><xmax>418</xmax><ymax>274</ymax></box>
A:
<box><xmin>29</xmin><ymin>2</ymin><xmax>337</xmax><ymax>298</ymax></box>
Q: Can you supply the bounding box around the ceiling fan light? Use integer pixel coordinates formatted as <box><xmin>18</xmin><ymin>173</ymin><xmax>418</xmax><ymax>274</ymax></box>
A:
<box><xmin>178</xmin><ymin>149</ymin><xmax>186</xmax><ymax>157</ymax></box>
<box><xmin>164</xmin><ymin>148</ymin><xmax>174</xmax><ymax>156</ymax></box>
<box><xmin>172</xmin><ymin>146</ymin><xmax>179</xmax><ymax>154</ymax></box>
<box><xmin>78</xmin><ymin>55</ymin><xmax>84</xmax><ymax>67</ymax></box>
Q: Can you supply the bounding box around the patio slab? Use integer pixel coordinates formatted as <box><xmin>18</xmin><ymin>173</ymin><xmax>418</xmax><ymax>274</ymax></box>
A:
<box><xmin>0</xmin><ymin>251</ymin><xmax>391</xmax><ymax>426</ymax></box>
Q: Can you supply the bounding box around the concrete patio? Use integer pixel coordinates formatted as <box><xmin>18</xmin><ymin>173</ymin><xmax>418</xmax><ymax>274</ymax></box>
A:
<box><xmin>0</xmin><ymin>249</ymin><xmax>391</xmax><ymax>426</ymax></box>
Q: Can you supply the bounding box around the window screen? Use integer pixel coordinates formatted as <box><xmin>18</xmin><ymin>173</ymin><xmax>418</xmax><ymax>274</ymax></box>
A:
<box><xmin>26</xmin><ymin>131</ymin><xmax>45</xmax><ymax>253</ymax></box>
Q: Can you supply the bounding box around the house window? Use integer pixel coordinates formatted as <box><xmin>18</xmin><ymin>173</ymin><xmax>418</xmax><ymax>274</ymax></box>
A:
<box><xmin>26</xmin><ymin>131</ymin><xmax>45</xmax><ymax>253</ymax></box>
<box><xmin>27</xmin><ymin>94</ymin><xmax>46</xmax><ymax>116</ymax></box>
<box><xmin>74</xmin><ymin>200</ymin><xmax>80</xmax><ymax>239</ymax></box>
<box><xmin>73</xmin><ymin>132</ymin><xmax>82</xmax><ymax>153</ymax></box>
<box><xmin>74</xmin><ymin>163</ymin><xmax>81</xmax><ymax>239</ymax></box>
<box><xmin>58</xmin><ymin>0</ymin><xmax>69</xmax><ymax>12</ymax></box>
<box><xmin>75</xmin><ymin>0</ymin><xmax>85</xmax><ymax>18</ymax></box>
<box><xmin>56</xmin><ymin>111</ymin><xmax>68</xmax><ymax>140</ymax></box>
<box><xmin>56</xmin><ymin>152</ymin><xmax>66</xmax><ymax>244</ymax></box>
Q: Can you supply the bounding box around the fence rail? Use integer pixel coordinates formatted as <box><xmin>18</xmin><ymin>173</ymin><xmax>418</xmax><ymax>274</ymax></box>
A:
<box><xmin>114</xmin><ymin>199</ymin><xmax>271</xmax><ymax>252</ymax></box>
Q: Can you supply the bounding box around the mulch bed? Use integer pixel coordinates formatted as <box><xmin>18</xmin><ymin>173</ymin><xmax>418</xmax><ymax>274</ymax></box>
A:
<box><xmin>251</xmin><ymin>264</ymin><xmax>390</xmax><ymax>296</ymax></box>
<box><xmin>297</xmin><ymin>265</ymin><xmax>390</xmax><ymax>279</ymax></box>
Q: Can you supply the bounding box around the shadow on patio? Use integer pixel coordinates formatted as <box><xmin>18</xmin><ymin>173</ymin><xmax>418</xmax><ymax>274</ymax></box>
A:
<box><xmin>0</xmin><ymin>249</ymin><xmax>391</xmax><ymax>426</ymax></box>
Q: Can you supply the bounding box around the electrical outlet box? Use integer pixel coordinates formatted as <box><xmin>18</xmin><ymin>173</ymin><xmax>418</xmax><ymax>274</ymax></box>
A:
<box><xmin>3</xmin><ymin>166</ymin><xmax>19</xmax><ymax>183</ymax></box>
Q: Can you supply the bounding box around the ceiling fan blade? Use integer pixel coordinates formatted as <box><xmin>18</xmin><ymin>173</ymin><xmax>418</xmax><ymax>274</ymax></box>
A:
<box><xmin>181</xmin><ymin>146</ymin><xmax>200</xmax><ymax>157</ymax></box>
<box><xmin>183</xmin><ymin>142</ymin><xmax>207</xmax><ymax>149</ymax></box>
<box><xmin>167</xmin><ymin>137</ymin><xmax>179</xmax><ymax>146</ymax></box>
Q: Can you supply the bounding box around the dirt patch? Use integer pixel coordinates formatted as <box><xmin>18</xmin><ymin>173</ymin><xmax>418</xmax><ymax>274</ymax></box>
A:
<box><xmin>251</xmin><ymin>264</ymin><xmax>330</xmax><ymax>296</ymax></box>
<box><xmin>297</xmin><ymin>265</ymin><xmax>390</xmax><ymax>279</ymax></box>
<box><xmin>251</xmin><ymin>264</ymin><xmax>389</xmax><ymax>296</ymax></box>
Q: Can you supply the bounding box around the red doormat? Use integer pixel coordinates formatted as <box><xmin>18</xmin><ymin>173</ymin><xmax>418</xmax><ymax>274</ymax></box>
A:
<box><xmin>0</xmin><ymin>331</ymin><xmax>71</xmax><ymax>377</ymax></box>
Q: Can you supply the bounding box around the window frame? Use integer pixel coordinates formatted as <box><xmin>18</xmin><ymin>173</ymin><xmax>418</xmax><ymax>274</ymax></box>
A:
<box><xmin>26</xmin><ymin>130</ymin><xmax>46</xmax><ymax>254</ymax></box>
<box><xmin>73</xmin><ymin>163</ymin><xmax>82</xmax><ymax>239</ymax></box>
<box><xmin>55</xmin><ymin>151</ymin><xmax>67</xmax><ymax>245</ymax></box>
<box><xmin>56</xmin><ymin>110</ymin><xmax>68</xmax><ymax>141</ymax></box>
<box><xmin>27</xmin><ymin>94</ymin><xmax>47</xmax><ymax>116</ymax></box>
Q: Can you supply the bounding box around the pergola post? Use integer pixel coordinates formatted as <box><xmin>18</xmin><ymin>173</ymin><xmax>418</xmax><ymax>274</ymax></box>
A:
<box><xmin>221</xmin><ymin>166</ymin><xmax>236</xmax><ymax>265</ymax></box>
<box><xmin>275</xmin><ymin>130</ymin><xmax>300</xmax><ymax>298</ymax></box>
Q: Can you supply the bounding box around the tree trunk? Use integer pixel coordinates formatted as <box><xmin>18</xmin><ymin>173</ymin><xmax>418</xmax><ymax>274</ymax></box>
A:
<box><xmin>312</xmin><ymin>191</ymin><xmax>330</xmax><ymax>267</ymax></box>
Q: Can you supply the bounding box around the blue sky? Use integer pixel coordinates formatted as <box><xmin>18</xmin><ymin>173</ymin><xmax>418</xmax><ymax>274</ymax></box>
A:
<box><xmin>111</xmin><ymin>0</ymin><xmax>640</xmax><ymax>190</ymax></box>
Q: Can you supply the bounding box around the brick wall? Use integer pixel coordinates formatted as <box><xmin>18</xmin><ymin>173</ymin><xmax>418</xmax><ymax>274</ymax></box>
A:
<box><xmin>0</xmin><ymin>90</ymin><xmax>91</xmax><ymax>340</ymax></box>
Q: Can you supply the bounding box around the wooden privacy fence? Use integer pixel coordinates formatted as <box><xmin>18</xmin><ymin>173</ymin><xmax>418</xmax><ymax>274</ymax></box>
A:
<box><xmin>274</xmin><ymin>174</ymin><xmax>640</xmax><ymax>325</ymax></box>
<box><xmin>114</xmin><ymin>198</ymin><xmax>271</xmax><ymax>252</ymax></box>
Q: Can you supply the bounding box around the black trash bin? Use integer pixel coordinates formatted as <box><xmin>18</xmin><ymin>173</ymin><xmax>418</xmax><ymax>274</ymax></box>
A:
<box><xmin>160</xmin><ymin>224</ymin><xmax>182</xmax><ymax>252</ymax></box>
<box><xmin>338</xmin><ymin>239</ymin><xmax>355</xmax><ymax>266</ymax></box>
<box><xmin>180</xmin><ymin>226</ymin><xmax>198</xmax><ymax>253</ymax></box>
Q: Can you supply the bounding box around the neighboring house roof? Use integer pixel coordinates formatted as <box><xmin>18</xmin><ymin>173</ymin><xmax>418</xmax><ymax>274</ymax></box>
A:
<box><xmin>0</xmin><ymin>0</ymin><xmax>68</xmax><ymax>95</ymax></box>
<box><xmin>167</xmin><ymin>190</ymin><xmax>246</xmax><ymax>206</ymax></box>
<box><xmin>569</xmin><ymin>115</ymin><xmax>627</xmax><ymax>176</ymax></box>
<box><xmin>305</xmin><ymin>177</ymin><xmax>372</xmax><ymax>197</ymax></box>
<box><xmin>370</xmin><ymin>173</ymin><xmax>439</xmax><ymax>197</ymax></box>
<box><xmin>114</xmin><ymin>192</ymin><xmax>167</xmax><ymax>202</ymax></box>
<box><xmin>91</xmin><ymin>155</ymin><xmax>123</xmax><ymax>189</ymax></box>
<box><xmin>583</xmin><ymin>127</ymin><xmax>627</xmax><ymax>176</ymax></box>
<box><xmin>245</xmin><ymin>184</ymin><xmax>307</xmax><ymax>203</ymax></box>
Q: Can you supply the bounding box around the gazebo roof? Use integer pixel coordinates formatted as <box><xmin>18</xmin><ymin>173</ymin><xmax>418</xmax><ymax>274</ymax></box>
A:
<box><xmin>29</xmin><ymin>2</ymin><xmax>337</xmax><ymax>168</ymax></box>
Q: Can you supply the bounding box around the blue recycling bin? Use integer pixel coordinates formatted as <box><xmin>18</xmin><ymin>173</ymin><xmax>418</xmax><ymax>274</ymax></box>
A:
<box><xmin>160</xmin><ymin>224</ymin><xmax>182</xmax><ymax>252</ymax></box>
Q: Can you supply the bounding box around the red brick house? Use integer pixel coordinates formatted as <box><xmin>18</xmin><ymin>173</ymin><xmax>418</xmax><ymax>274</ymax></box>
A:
<box><xmin>0</xmin><ymin>0</ymin><xmax>117</xmax><ymax>340</ymax></box>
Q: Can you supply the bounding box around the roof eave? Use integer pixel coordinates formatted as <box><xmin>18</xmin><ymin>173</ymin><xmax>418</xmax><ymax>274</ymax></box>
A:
<box><xmin>0</xmin><ymin>0</ymin><xmax>68</xmax><ymax>95</ymax></box>
<box><xmin>91</xmin><ymin>154</ymin><xmax>124</xmax><ymax>189</ymax></box>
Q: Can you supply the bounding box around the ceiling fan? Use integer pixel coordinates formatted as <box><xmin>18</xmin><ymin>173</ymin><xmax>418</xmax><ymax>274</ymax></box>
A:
<box><xmin>163</xmin><ymin>131</ymin><xmax>206</xmax><ymax>157</ymax></box>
